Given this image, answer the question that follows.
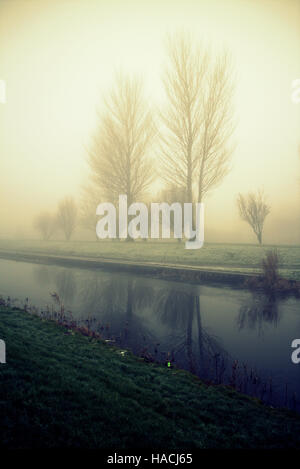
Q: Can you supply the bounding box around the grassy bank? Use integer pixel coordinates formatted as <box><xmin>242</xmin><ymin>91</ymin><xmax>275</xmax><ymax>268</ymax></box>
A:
<box><xmin>1</xmin><ymin>239</ymin><xmax>300</xmax><ymax>280</ymax></box>
<box><xmin>1</xmin><ymin>306</ymin><xmax>300</xmax><ymax>449</ymax></box>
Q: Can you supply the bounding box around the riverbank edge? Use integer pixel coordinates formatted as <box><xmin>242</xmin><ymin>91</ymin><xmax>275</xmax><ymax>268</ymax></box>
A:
<box><xmin>1</xmin><ymin>304</ymin><xmax>300</xmax><ymax>449</ymax></box>
<box><xmin>0</xmin><ymin>249</ymin><xmax>258</xmax><ymax>286</ymax></box>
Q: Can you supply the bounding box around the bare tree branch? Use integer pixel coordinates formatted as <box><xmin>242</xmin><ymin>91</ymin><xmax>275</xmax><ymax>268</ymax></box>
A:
<box><xmin>87</xmin><ymin>73</ymin><xmax>155</xmax><ymax>207</ymax></box>
<box><xmin>159</xmin><ymin>33</ymin><xmax>208</xmax><ymax>203</ymax></box>
<box><xmin>159</xmin><ymin>33</ymin><xmax>235</xmax><ymax>205</ymax></box>
<box><xmin>197</xmin><ymin>51</ymin><xmax>235</xmax><ymax>202</ymax></box>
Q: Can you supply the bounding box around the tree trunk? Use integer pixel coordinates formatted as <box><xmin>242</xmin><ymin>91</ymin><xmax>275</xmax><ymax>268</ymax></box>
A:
<box><xmin>257</xmin><ymin>232</ymin><xmax>262</xmax><ymax>245</ymax></box>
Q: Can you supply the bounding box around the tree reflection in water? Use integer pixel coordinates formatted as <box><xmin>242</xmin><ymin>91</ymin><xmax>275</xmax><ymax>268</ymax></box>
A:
<box><xmin>154</xmin><ymin>287</ymin><xmax>229</xmax><ymax>382</ymax></box>
<box><xmin>76</xmin><ymin>273</ymin><xmax>157</xmax><ymax>356</ymax></box>
<box><xmin>33</xmin><ymin>265</ymin><xmax>229</xmax><ymax>382</ymax></box>
<box><xmin>237</xmin><ymin>292</ymin><xmax>281</xmax><ymax>335</ymax></box>
<box><xmin>54</xmin><ymin>270</ymin><xmax>76</xmax><ymax>305</ymax></box>
<box><xmin>33</xmin><ymin>265</ymin><xmax>76</xmax><ymax>306</ymax></box>
<box><xmin>31</xmin><ymin>264</ymin><xmax>297</xmax><ymax>410</ymax></box>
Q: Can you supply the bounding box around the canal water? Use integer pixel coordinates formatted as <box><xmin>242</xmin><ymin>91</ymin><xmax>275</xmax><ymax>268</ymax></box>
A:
<box><xmin>1</xmin><ymin>258</ymin><xmax>299</xmax><ymax>410</ymax></box>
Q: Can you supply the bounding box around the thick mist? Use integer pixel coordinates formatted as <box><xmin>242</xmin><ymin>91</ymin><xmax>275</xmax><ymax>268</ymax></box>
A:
<box><xmin>0</xmin><ymin>0</ymin><xmax>299</xmax><ymax>244</ymax></box>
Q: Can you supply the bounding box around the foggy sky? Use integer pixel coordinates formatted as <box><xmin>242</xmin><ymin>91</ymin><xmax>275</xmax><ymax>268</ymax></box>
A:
<box><xmin>0</xmin><ymin>0</ymin><xmax>299</xmax><ymax>244</ymax></box>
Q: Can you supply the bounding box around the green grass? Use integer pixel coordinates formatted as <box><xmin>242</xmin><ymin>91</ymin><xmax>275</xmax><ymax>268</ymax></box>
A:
<box><xmin>1</xmin><ymin>305</ymin><xmax>300</xmax><ymax>449</ymax></box>
<box><xmin>1</xmin><ymin>239</ymin><xmax>300</xmax><ymax>280</ymax></box>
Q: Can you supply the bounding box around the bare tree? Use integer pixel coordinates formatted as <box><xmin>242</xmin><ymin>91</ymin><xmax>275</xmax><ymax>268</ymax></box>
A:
<box><xmin>237</xmin><ymin>190</ymin><xmax>270</xmax><ymax>245</ymax></box>
<box><xmin>160</xmin><ymin>33</ymin><xmax>235</xmax><ymax>205</ymax></box>
<box><xmin>56</xmin><ymin>197</ymin><xmax>77</xmax><ymax>241</ymax></box>
<box><xmin>87</xmin><ymin>73</ymin><xmax>155</xmax><ymax>207</ymax></box>
<box><xmin>80</xmin><ymin>184</ymin><xmax>102</xmax><ymax>235</ymax></box>
<box><xmin>160</xmin><ymin>33</ymin><xmax>207</xmax><ymax>204</ymax></box>
<box><xmin>197</xmin><ymin>52</ymin><xmax>235</xmax><ymax>202</ymax></box>
<box><xmin>33</xmin><ymin>212</ymin><xmax>56</xmax><ymax>241</ymax></box>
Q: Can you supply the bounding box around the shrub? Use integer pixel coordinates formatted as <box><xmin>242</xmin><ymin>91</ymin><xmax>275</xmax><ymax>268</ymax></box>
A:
<box><xmin>262</xmin><ymin>249</ymin><xmax>279</xmax><ymax>290</ymax></box>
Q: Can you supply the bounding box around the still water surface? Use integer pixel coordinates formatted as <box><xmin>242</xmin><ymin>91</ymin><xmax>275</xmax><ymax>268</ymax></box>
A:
<box><xmin>1</xmin><ymin>258</ymin><xmax>299</xmax><ymax>410</ymax></box>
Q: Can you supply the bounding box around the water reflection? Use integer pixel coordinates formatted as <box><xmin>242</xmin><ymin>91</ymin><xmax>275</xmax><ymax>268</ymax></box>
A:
<box><xmin>8</xmin><ymin>261</ymin><xmax>297</xmax><ymax>411</ymax></box>
<box><xmin>237</xmin><ymin>292</ymin><xmax>281</xmax><ymax>334</ymax></box>
<box><xmin>75</xmin><ymin>274</ymin><xmax>156</xmax><ymax>355</ymax></box>
<box><xmin>54</xmin><ymin>270</ymin><xmax>76</xmax><ymax>305</ymax></box>
<box><xmin>33</xmin><ymin>265</ymin><xmax>76</xmax><ymax>305</ymax></box>
<box><xmin>33</xmin><ymin>265</ymin><xmax>51</xmax><ymax>288</ymax></box>
<box><xmin>154</xmin><ymin>287</ymin><xmax>229</xmax><ymax>381</ymax></box>
<box><xmin>38</xmin><ymin>266</ymin><xmax>229</xmax><ymax>380</ymax></box>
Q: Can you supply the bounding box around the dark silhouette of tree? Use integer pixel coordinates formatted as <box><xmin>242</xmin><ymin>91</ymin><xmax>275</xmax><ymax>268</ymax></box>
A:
<box><xmin>237</xmin><ymin>190</ymin><xmax>270</xmax><ymax>245</ymax></box>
